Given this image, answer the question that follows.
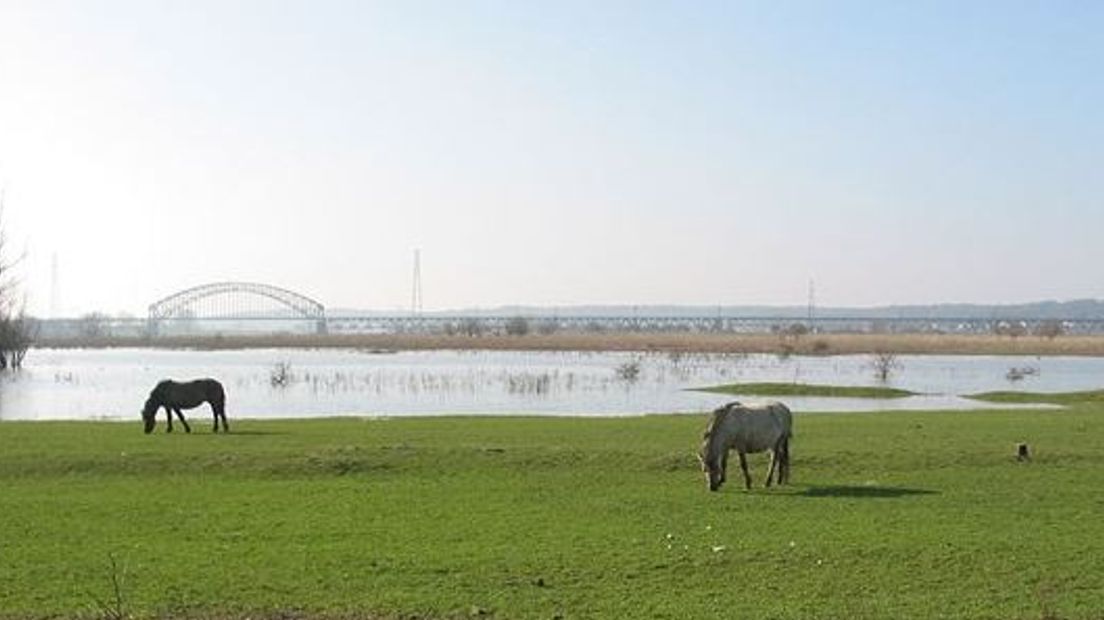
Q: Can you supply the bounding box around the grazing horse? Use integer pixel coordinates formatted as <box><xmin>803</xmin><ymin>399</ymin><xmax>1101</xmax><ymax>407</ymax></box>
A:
<box><xmin>698</xmin><ymin>401</ymin><xmax>792</xmax><ymax>491</ymax></box>
<box><xmin>142</xmin><ymin>378</ymin><xmax>229</xmax><ymax>434</ymax></box>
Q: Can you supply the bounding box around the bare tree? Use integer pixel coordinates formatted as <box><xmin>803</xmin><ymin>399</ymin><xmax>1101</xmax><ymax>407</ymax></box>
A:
<box><xmin>459</xmin><ymin>318</ymin><xmax>485</xmax><ymax>337</ymax></box>
<box><xmin>871</xmin><ymin>351</ymin><xmax>901</xmax><ymax>382</ymax></box>
<box><xmin>1033</xmin><ymin>320</ymin><xmax>1064</xmax><ymax>340</ymax></box>
<box><xmin>536</xmin><ymin>319</ymin><xmax>559</xmax><ymax>335</ymax></box>
<box><xmin>0</xmin><ymin>309</ymin><xmax>37</xmax><ymax>369</ymax></box>
<box><xmin>504</xmin><ymin>316</ymin><xmax>530</xmax><ymax>336</ymax></box>
<box><xmin>79</xmin><ymin>312</ymin><xmax>111</xmax><ymax>339</ymax></box>
<box><xmin>0</xmin><ymin>199</ymin><xmax>36</xmax><ymax>369</ymax></box>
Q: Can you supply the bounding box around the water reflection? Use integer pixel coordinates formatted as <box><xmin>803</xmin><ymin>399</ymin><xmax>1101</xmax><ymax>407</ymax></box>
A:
<box><xmin>0</xmin><ymin>348</ymin><xmax>1098</xmax><ymax>421</ymax></box>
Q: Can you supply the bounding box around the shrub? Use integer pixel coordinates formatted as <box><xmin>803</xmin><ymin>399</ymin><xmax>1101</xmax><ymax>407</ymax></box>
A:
<box><xmin>871</xmin><ymin>351</ymin><xmax>901</xmax><ymax>382</ymax></box>
<box><xmin>1034</xmin><ymin>320</ymin><xmax>1064</xmax><ymax>339</ymax></box>
<box><xmin>615</xmin><ymin>360</ymin><xmax>641</xmax><ymax>382</ymax></box>
<box><xmin>505</xmin><ymin>316</ymin><xmax>530</xmax><ymax>336</ymax></box>
<box><xmin>270</xmin><ymin>361</ymin><xmax>293</xmax><ymax>388</ymax></box>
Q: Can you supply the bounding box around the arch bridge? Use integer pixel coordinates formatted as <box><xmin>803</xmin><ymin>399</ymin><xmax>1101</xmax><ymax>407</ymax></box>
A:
<box><xmin>148</xmin><ymin>282</ymin><xmax>326</xmax><ymax>335</ymax></box>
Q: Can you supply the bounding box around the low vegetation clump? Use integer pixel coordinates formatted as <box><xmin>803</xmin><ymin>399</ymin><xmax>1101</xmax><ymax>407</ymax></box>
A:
<box><xmin>694</xmin><ymin>382</ymin><xmax>917</xmax><ymax>399</ymax></box>
<box><xmin>1</xmin><ymin>409</ymin><xmax>1103</xmax><ymax>618</ymax></box>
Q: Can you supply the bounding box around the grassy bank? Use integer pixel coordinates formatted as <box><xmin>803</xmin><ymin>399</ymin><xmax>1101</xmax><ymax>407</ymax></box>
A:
<box><xmin>36</xmin><ymin>331</ymin><xmax>1104</xmax><ymax>356</ymax></box>
<box><xmin>693</xmin><ymin>382</ymin><xmax>917</xmax><ymax>399</ymax></box>
<box><xmin>2</xmin><ymin>410</ymin><xmax>1103</xmax><ymax>619</ymax></box>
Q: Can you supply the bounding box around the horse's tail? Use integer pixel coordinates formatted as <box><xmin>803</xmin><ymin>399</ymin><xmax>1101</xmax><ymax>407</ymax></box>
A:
<box><xmin>770</xmin><ymin>401</ymin><xmax>794</xmax><ymax>438</ymax></box>
<box><xmin>772</xmin><ymin>402</ymin><xmax>793</xmax><ymax>471</ymax></box>
<box><xmin>206</xmin><ymin>379</ymin><xmax>227</xmax><ymax>408</ymax></box>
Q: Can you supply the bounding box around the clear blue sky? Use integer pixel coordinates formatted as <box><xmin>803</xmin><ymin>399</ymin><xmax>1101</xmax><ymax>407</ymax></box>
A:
<box><xmin>1</xmin><ymin>1</ymin><xmax>1101</xmax><ymax>316</ymax></box>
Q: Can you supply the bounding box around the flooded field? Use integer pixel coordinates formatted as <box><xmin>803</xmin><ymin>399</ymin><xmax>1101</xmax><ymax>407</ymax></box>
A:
<box><xmin>2</xmin><ymin>348</ymin><xmax>1101</xmax><ymax>421</ymax></box>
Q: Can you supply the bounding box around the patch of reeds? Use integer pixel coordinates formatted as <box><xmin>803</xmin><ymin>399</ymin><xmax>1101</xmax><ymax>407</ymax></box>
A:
<box><xmin>38</xmin><ymin>332</ymin><xmax>1104</xmax><ymax>357</ymax></box>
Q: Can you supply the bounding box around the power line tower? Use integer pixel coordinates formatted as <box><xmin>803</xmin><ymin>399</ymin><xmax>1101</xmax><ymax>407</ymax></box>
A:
<box><xmin>411</xmin><ymin>248</ymin><xmax>423</xmax><ymax>317</ymax></box>
<box><xmin>50</xmin><ymin>252</ymin><xmax>60</xmax><ymax>319</ymax></box>
<box><xmin>807</xmin><ymin>278</ymin><xmax>816</xmax><ymax>331</ymax></box>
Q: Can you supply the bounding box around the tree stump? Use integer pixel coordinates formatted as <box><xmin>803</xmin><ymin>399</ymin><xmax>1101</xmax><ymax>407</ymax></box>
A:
<box><xmin>1016</xmin><ymin>442</ymin><xmax>1031</xmax><ymax>462</ymax></box>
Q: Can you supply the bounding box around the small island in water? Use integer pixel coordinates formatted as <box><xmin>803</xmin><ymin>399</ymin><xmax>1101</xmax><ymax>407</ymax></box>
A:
<box><xmin>692</xmin><ymin>382</ymin><xmax>918</xmax><ymax>399</ymax></box>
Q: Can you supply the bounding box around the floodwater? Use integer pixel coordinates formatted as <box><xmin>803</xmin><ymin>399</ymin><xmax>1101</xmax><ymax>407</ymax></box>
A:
<box><xmin>1</xmin><ymin>348</ymin><xmax>1100</xmax><ymax>422</ymax></box>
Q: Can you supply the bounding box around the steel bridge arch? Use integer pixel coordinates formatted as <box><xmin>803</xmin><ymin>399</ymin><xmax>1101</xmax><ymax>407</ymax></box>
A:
<box><xmin>148</xmin><ymin>282</ymin><xmax>326</xmax><ymax>328</ymax></box>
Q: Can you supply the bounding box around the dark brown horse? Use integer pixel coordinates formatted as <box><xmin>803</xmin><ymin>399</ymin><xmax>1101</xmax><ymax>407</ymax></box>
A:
<box><xmin>142</xmin><ymin>378</ymin><xmax>229</xmax><ymax>434</ymax></box>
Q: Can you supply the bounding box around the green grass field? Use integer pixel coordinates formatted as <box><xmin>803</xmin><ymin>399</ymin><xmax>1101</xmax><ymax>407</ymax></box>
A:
<box><xmin>2</xmin><ymin>408</ymin><xmax>1103</xmax><ymax>619</ymax></box>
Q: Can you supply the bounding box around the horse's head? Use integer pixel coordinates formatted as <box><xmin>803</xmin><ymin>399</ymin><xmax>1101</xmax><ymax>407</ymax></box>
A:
<box><xmin>698</xmin><ymin>444</ymin><xmax>725</xmax><ymax>492</ymax></box>
<box><xmin>141</xmin><ymin>397</ymin><xmax>158</xmax><ymax>434</ymax></box>
<box><xmin>698</xmin><ymin>404</ymin><xmax>732</xmax><ymax>491</ymax></box>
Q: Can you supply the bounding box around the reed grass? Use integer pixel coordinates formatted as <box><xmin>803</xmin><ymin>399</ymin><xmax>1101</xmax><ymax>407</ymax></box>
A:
<box><xmin>36</xmin><ymin>332</ymin><xmax>1104</xmax><ymax>356</ymax></box>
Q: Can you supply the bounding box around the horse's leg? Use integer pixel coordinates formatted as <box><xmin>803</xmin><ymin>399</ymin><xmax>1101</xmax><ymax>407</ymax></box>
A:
<box><xmin>737</xmin><ymin>451</ymin><xmax>752</xmax><ymax>490</ymax></box>
<box><xmin>772</xmin><ymin>435</ymin><xmax>790</xmax><ymax>486</ymax></box>
<box><xmin>212</xmin><ymin>400</ymin><xmax>229</xmax><ymax>433</ymax></box>
<box><xmin>765</xmin><ymin>448</ymin><xmax>778</xmax><ymax>488</ymax></box>
<box><xmin>174</xmin><ymin>408</ymin><xmax>191</xmax><ymax>433</ymax></box>
<box><xmin>774</xmin><ymin>439</ymin><xmax>787</xmax><ymax>485</ymax></box>
<box><xmin>720</xmin><ymin>451</ymin><xmax>728</xmax><ymax>485</ymax></box>
<box><xmin>780</xmin><ymin>437</ymin><xmax>791</xmax><ymax>485</ymax></box>
<box><xmin>164</xmin><ymin>406</ymin><xmax>173</xmax><ymax>433</ymax></box>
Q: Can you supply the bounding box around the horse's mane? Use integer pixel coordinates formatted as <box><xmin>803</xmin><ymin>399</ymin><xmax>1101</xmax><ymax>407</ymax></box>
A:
<box><xmin>143</xmin><ymin>381</ymin><xmax>171</xmax><ymax>413</ymax></box>
<box><xmin>702</xmin><ymin>403</ymin><xmax>736</xmax><ymax>440</ymax></box>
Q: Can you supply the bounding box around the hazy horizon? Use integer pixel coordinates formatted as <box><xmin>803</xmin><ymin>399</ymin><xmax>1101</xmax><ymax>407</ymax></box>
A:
<box><xmin>46</xmin><ymin>295</ymin><xmax>1104</xmax><ymax>321</ymax></box>
<box><xmin>2</xmin><ymin>2</ymin><xmax>1102</xmax><ymax>317</ymax></box>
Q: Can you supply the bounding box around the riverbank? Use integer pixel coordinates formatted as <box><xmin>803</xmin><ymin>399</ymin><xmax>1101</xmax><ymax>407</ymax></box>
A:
<box><xmin>2</xmin><ymin>410</ymin><xmax>1102</xmax><ymax>618</ymax></box>
<box><xmin>10</xmin><ymin>348</ymin><xmax>1096</xmax><ymax>422</ymax></box>
<box><xmin>34</xmin><ymin>331</ymin><xmax>1104</xmax><ymax>356</ymax></box>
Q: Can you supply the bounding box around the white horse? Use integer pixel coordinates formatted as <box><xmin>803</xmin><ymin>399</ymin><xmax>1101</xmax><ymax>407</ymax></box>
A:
<box><xmin>698</xmin><ymin>401</ymin><xmax>792</xmax><ymax>491</ymax></box>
